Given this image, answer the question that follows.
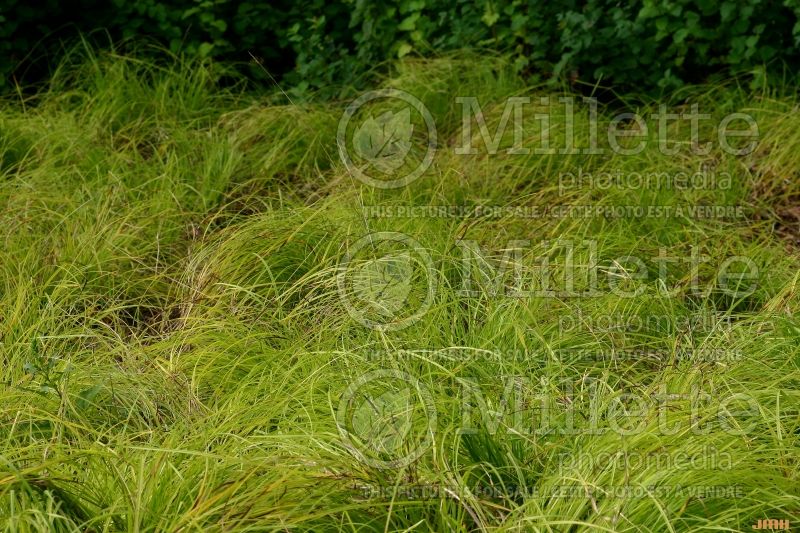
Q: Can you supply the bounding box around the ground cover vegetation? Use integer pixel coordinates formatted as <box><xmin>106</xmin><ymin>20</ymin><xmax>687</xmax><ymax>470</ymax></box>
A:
<box><xmin>0</xmin><ymin>47</ymin><xmax>798</xmax><ymax>530</ymax></box>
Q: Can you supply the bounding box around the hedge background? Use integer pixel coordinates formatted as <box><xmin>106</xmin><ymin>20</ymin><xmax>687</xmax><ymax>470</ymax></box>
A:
<box><xmin>3</xmin><ymin>0</ymin><xmax>800</xmax><ymax>95</ymax></box>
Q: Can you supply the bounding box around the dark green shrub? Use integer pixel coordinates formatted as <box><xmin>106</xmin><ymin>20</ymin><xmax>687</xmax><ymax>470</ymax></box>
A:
<box><xmin>2</xmin><ymin>0</ymin><xmax>800</xmax><ymax>95</ymax></box>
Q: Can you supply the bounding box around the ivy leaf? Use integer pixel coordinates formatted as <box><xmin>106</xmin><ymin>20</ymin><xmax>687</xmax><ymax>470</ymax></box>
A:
<box><xmin>77</xmin><ymin>384</ymin><xmax>103</xmax><ymax>411</ymax></box>
<box><xmin>674</xmin><ymin>28</ymin><xmax>689</xmax><ymax>44</ymax></box>
<box><xmin>398</xmin><ymin>13</ymin><xmax>419</xmax><ymax>31</ymax></box>
<box><xmin>352</xmin><ymin>109</ymin><xmax>414</xmax><ymax>173</ymax></box>
<box><xmin>197</xmin><ymin>42</ymin><xmax>215</xmax><ymax>57</ymax></box>
<box><xmin>482</xmin><ymin>9</ymin><xmax>500</xmax><ymax>27</ymax></box>
<box><xmin>397</xmin><ymin>41</ymin><xmax>414</xmax><ymax>57</ymax></box>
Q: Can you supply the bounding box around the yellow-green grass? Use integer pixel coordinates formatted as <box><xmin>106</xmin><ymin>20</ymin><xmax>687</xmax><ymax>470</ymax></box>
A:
<box><xmin>0</xmin><ymin>49</ymin><xmax>799</xmax><ymax>531</ymax></box>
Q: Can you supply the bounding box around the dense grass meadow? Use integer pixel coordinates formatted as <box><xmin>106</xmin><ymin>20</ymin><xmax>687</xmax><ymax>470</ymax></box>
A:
<box><xmin>1</xmin><ymin>51</ymin><xmax>800</xmax><ymax>531</ymax></box>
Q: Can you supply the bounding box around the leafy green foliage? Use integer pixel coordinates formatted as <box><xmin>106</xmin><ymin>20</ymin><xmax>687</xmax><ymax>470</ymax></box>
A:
<box><xmin>3</xmin><ymin>0</ymin><xmax>800</xmax><ymax>94</ymax></box>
